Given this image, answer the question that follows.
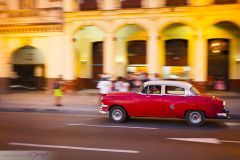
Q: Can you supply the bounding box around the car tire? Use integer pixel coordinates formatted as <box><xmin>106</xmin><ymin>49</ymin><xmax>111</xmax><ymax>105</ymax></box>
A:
<box><xmin>186</xmin><ymin>110</ymin><xmax>205</xmax><ymax>127</ymax></box>
<box><xmin>109</xmin><ymin>106</ymin><xmax>127</xmax><ymax>123</ymax></box>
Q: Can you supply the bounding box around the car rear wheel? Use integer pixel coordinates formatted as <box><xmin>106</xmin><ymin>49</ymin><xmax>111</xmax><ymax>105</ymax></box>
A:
<box><xmin>186</xmin><ymin>111</ymin><xmax>205</xmax><ymax>127</ymax></box>
<box><xmin>109</xmin><ymin>106</ymin><xmax>127</xmax><ymax>123</ymax></box>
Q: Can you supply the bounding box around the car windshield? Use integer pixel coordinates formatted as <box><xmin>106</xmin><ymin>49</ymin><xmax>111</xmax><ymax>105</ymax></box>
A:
<box><xmin>136</xmin><ymin>84</ymin><xmax>145</xmax><ymax>93</ymax></box>
<box><xmin>190</xmin><ymin>87</ymin><xmax>201</xmax><ymax>95</ymax></box>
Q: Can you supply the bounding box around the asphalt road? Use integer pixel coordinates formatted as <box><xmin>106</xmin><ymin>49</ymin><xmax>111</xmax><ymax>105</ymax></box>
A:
<box><xmin>0</xmin><ymin>112</ymin><xmax>240</xmax><ymax>160</ymax></box>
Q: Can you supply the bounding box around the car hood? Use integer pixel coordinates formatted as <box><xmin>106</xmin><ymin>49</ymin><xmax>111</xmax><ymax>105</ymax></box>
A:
<box><xmin>200</xmin><ymin>94</ymin><xmax>222</xmax><ymax>101</ymax></box>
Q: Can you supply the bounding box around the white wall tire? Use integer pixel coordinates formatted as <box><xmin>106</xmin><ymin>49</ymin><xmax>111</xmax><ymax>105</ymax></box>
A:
<box><xmin>109</xmin><ymin>106</ymin><xmax>127</xmax><ymax>123</ymax></box>
<box><xmin>186</xmin><ymin>111</ymin><xmax>205</xmax><ymax>127</ymax></box>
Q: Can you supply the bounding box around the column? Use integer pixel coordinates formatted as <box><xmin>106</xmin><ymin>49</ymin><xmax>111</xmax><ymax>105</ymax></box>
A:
<box><xmin>63</xmin><ymin>34</ymin><xmax>76</xmax><ymax>92</ymax></box>
<box><xmin>115</xmin><ymin>37</ymin><xmax>127</xmax><ymax>77</ymax></box>
<box><xmin>102</xmin><ymin>0</ymin><xmax>115</xmax><ymax>10</ymax></box>
<box><xmin>147</xmin><ymin>28</ymin><xmax>160</xmax><ymax>75</ymax></box>
<box><xmin>7</xmin><ymin>0</ymin><xmax>19</xmax><ymax>9</ymax></box>
<box><xmin>193</xmin><ymin>31</ymin><xmax>207</xmax><ymax>91</ymax></box>
<box><xmin>228</xmin><ymin>38</ymin><xmax>240</xmax><ymax>91</ymax></box>
<box><xmin>103</xmin><ymin>32</ymin><xmax>115</xmax><ymax>77</ymax></box>
<box><xmin>44</xmin><ymin>36</ymin><xmax>65</xmax><ymax>92</ymax></box>
<box><xmin>63</xmin><ymin>0</ymin><xmax>75</xmax><ymax>12</ymax></box>
<box><xmin>146</xmin><ymin>0</ymin><xmax>164</xmax><ymax>8</ymax></box>
<box><xmin>0</xmin><ymin>40</ymin><xmax>11</xmax><ymax>93</ymax></box>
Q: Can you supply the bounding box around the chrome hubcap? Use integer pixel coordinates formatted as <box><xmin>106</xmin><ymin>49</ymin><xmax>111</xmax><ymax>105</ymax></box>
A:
<box><xmin>189</xmin><ymin>112</ymin><xmax>202</xmax><ymax>124</ymax></box>
<box><xmin>112</xmin><ymin>109</ymin><xmax>123</xmax><ymax>121</ymax></box>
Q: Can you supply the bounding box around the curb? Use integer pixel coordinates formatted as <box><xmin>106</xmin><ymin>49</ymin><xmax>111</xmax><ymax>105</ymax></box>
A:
<box><xmin>0</xmin><ymin>107</ymin><xmax>99</xmax><ymax>115</ymax></box>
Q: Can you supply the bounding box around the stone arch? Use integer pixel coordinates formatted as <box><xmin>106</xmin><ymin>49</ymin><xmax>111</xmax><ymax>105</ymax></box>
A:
<box><xmin>72</xmin><ymin>23</ymin><xmax>106</xmax><ymax>36</ymax></box>
<box><xmin>73</xmin><ymin>25</ymin><xmax>105</xmax><ymax>89</ymax></box>
<box><xmin>113</xmin><ymin>22</ymin><xmax>148</xmax><ymax>34</ymax></box>
<box><xmin>160</xmin><ymin>22</ymin><xmax>194</xmax><ymax>80</ymax></box>
<box><xmin>10</xmin><ymin>45</ymin><xmax>45</xmax><ymax>90</ymax></box>
<box><xmin>205</xmin><ymin>20</ymin><xmax>240</xmax><ymax>91</ymax></box>
<box><xmin>11</xmin><ymin>45</ymin><xmax>45</xmax><ymax>65</ymax></box>
<box><xmin>203</xmin><ymin>19</ymin><xmax>240</xmax><ymax>31</ymax></box>
<box><xmin>114</xmin><ymin>23</ymin><xmax>148</xmax><ymax>75</ymax></box>
<box><xmin>159</xmin><ymin>20</ymin><xmax>197</xmax><ymax>34</ymax></box>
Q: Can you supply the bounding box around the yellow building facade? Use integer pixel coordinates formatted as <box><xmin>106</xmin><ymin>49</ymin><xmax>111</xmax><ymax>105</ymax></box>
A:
<box><xmin>0</xmin><ymin>0</ymin><xmax>240</xmax><ymax>93</ymax></box>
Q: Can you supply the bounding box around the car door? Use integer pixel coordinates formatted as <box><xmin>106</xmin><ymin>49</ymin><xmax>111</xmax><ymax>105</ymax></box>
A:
<box><xmin>162</xmin><ymin>85</ymin><xmax>187</xmax><ymax>118</ymax></box>
<box><xmin>135</xmin><ymin>85</ymin><xmax>163</xmax><ymax>117</ymax></box>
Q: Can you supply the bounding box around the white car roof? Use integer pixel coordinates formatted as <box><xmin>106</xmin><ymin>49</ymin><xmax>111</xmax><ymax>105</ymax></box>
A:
<box><xmin>144</xmin><ymin>80</ymin><xmax>193</xmax><ymax>90</ymax></box>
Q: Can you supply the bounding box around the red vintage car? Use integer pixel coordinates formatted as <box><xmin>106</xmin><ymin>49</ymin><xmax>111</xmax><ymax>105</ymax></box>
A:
<box><xmin>99</xmin><ymin>81</ymin><xmax>230</xmax><ymax>126</ymax></box>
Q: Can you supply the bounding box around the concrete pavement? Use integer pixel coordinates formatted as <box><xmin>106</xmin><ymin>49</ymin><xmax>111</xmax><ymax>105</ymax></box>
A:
<box><xmin>0</xmin><ymin>90</ymin><xmax>99</xmax><ymax>114</ymax></box>
<box><xmin>0</xmin><ymin>89</ymin><xmax>239</xmax><ymax>115</ymax></box>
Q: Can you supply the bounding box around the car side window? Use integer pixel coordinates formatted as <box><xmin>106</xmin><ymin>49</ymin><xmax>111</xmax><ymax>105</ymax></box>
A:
<box><xmin>148</xmin><ymin>85</ymin><xmax>161</xmax><ymax>95</ymax></box>
<box><xmin>165</xmin><ymin>86</ymin><xmax>185</xmax><ymax>95</ymax></box>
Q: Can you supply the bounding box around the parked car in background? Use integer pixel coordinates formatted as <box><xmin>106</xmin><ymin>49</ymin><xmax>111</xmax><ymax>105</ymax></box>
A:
<box><xmin>99</xmin><ymin>81</ymin><xmax>230</xmax><ymax>127</ymax></box>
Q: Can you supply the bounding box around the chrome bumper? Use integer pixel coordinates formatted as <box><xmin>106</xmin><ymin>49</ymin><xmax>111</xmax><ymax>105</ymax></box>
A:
<box><xmin>217</xmin><ymin>109</ymin><xmax>230</xmax><ymax>119</ymax></box>
<box><xmin>99</xmin><ymin>104</ymin><xmax>109</xmax><ymax>115</ymax></box>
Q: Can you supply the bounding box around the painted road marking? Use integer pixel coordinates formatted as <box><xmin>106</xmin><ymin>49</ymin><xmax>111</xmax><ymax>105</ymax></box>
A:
<box><xmin>67</xmin><ymin>123</ymin><xmax>159</xmax><ymax>130</ymax></box>
<box><xmin>224</xmin><ymin>122</ymin><xmax>240</xmax><ymax>127</ymax></box>
<box><xmin>167</xmin><ymin>138</ymin><xmax>240</xmax><ymax>144</ymax></box>
<box><xmin>9</xmin><ymin>143</ymin><xmax>140</xmax><ymax>154</ymax></box>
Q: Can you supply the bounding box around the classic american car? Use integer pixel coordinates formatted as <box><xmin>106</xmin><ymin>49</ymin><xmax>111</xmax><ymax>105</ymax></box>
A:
<box><xmin>99</xmin><ymin>81</ymin><xmax>230</xmax><ymax>126</ymax></box>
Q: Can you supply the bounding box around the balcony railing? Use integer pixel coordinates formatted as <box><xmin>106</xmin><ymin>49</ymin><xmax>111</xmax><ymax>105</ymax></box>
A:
<box><xmin>0</xmin><ymin>7</ymin><xmax>63</xmax><ymax>24</ymax></box>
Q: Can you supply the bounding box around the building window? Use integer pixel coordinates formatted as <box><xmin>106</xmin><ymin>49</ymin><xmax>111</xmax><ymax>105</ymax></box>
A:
<box><xmin>121</xmin><ymin>0</ymin><xmax>142</xmax><ymax>9</ymax></box>
<box><xmin>128</xmin><ymin>40</ymin><xmax>146</xmax><ymax>64</ymax></box>
<box><xmin>165</xmin><ymin>86</ymin><xmax>185</xmax><ymax>95</ymax></box>
<box><xmin>214</xmin><ymin>0</ymin><xmax>237</xmax><ymax>4</ymax></box>
<box><xmin>79</xmin><ymin>0</ymin><xmax>98</xmax><ymax>11</ymax></box>
<box><xmin>166</xmin><ymin>0</ymin><xmax>188</xmax><ymax>7</ymax></box>
<box><xmin>165</xmin><ymin>39</ymin><xmax>188</xmax><ymax>66</ymax></box>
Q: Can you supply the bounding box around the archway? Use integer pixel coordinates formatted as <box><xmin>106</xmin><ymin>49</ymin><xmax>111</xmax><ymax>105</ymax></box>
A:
<box><xmin>161</xmin><ymin>23</ymin><xmax>193</xmax><ymax>80</ymax></box>
<box><xmin>206</xmin><ymin>21</ymin><xmax>240</xmax><ymax>91</ymax></box>
<box><xmin>11</xmin><ymin>45</ymin><xmax>45</xmax><ymax>90</ymax></box>
<box><xmin>74</xmin><ymin>25</ymin><xmax>104</xmax><ymax>89</ymax></box>
<box><xmin>115</xmin><ymin>24</ymin><xmax>147</xmax><ymax>76</ymax></box>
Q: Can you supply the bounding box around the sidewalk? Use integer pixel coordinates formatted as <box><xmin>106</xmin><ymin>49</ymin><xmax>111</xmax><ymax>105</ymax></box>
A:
<box><xmin>0</xmin><ymin>90</ymin><xmax>99</xmax><ymax>114</ymax></box>
<box><xmin>0</xmin><ymin>89</ymin><xmax>239</xmax><ymax>115</ymax></box>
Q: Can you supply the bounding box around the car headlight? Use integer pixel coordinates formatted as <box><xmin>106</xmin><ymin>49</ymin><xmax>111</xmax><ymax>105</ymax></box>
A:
<box><xmin>223</xmin><ymin>101</ymin><xmax>226</xmax><ymax>106</ymax></box>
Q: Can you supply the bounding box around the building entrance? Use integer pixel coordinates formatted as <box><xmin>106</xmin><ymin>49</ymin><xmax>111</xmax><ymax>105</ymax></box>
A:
<box><xmin>207</xmin><ymin>39</ymin><xmax>229</xmax><ymax>90</ymax></box>
<box><xmin>11</xmin><ymin>45</ymin><xmax>45</xmax><ymax>90</ymax></box>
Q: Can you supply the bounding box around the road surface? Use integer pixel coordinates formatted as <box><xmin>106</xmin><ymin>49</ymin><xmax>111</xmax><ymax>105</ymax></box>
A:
<box><xmin>0</xmin><ymin>112</ymin><xmax>240</xmax><ymax>160</ymax></box>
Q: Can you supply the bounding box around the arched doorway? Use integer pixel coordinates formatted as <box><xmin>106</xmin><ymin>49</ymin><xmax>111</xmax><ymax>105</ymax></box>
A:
<box><xmin>115</xmin><ymin>24</ymin><xmax>147</xmax><ymax>75</ymax></box>
<box><xmin>208</xmin><ymin>38</ymin><xmax>229</xmax><ymax>90</ymax></box>
<box><xmin>206</xmin><ymin>21</ymin><xmax>240</xmax><ymax>91</ymax></box>
<box><xmin>11</xmin><ymin>45</ymin><xmax>45</xmax><ymax>90</ymax></box>
<box><xmin>161</xmin><ymin>23</ymin><xmax>193</xmax><ymax>80</ymax></box>
<box><xmin>74</xmin><ymin>25</ymin><xmax>104</xmax><ymax>89</ymax></box>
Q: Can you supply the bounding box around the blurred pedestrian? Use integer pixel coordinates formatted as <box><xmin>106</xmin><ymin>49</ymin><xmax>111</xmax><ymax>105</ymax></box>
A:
<box><xmin>53</xmin><ymin>75</ymin><xmax>65</xmax><ymax>106</ymax></box>
<box><xmin>114</xmin><ymin>76</ymin><xmax>123</xmax><ymax>92</ymax></box>
<box><xmin>97</xmin><ymin>73</ymin><xmax>113</xmax><ymax>104</ymax></box>
<box><xmin>114</xmin><ymin>76</ymin><xmax>130</xmax><ymax>92</ymax></box>
<box><xmin>141</xmin><ymin>72</ymin><xmax>150</xmax><ymax>83</ymax></box>
<box><xmin>150</xmin><ymin>73</ymin><xmax>162</xmax><ymax>81</ymax></box>
<box><xmin>132</xmin><ymin>73</ymin><xmax>142</xmax><ymax>91</ymax></box>
<box><xmin>126</xmin><ymin>72</ymin><xmax>134</xmax><ymax>91</ymax></box>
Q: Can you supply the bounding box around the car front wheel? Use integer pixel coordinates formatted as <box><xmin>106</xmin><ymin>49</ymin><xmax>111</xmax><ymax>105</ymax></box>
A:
<box><xmin>109</xmin><ymin>106</ymin><xmax>127</xmax><ymax>123</ymax></box>
<box><xmin>186</xmin><ymin>111</ymin><xmax>205</xmax><ymax>127</ymax></box>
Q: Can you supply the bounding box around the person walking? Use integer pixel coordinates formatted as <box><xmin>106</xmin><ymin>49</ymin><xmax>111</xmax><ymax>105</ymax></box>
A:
<box><xmin>97</xmin><ymin>74</ymin><xmax>113</xmax><ymax>104</ymax></box>
<box><xmin>53</xmin><ymin>75</ymin><xmax>64</xmax><ymax>106</ymax></box>
<box><xmin>150</xmin><ymin>73</ymin><xmax>162</xmax><ymax>81</ymax></box>
<box><xmin>114</xmin><ymin>77</ymin><xmax>130</xmax><ymax>92</ymax></box>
